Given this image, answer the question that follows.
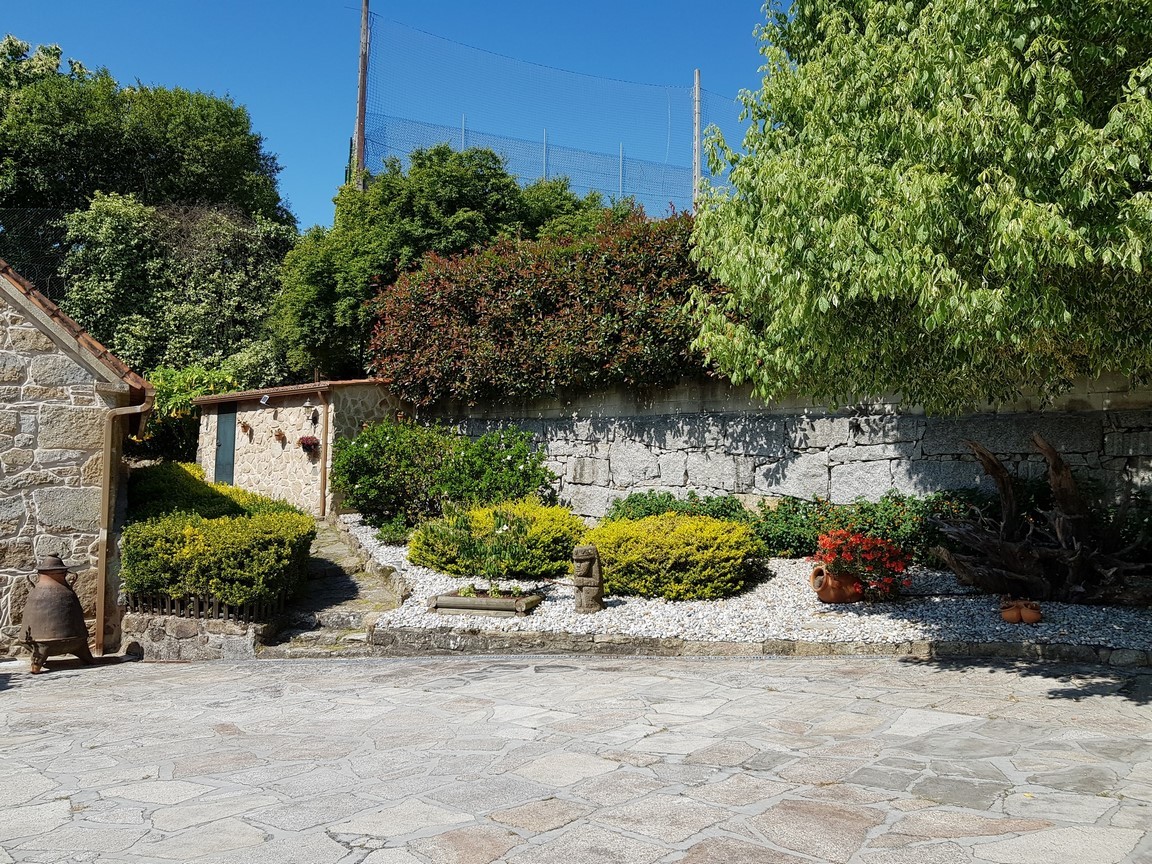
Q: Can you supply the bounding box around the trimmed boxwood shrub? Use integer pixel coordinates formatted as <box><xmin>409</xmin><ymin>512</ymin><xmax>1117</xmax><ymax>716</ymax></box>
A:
<box><xmin>128</xmin><ymin>462</ymin><xmax>299</xmax><ymax>521</ymax></box>
<box><xmin>123</xmin><ymin>461</ymin><xmax>314</xmax><ymax>606</ymax></box>
<box><xmin>330</xmin><ymin>419</ymin><xmax>557</xmax><ymax>536</ymax></box>
<box><xmin>409</xmin><ymin>497</ymin><xmax>585</xmax><ymax>581</ymax></box>
<box><xmin>604</xmin><ymin>490</ymin><xmax>752</xmax><ymax>523</ymax></box>
<box><xmin>121</xmin><ymin>511</ymin><xmax>315</xmax><ymax>605</ymax></box>
<box><xmin>585</xmin><ymin>513</ymin><xmax>760</xmax><ymax>601</ymax></box>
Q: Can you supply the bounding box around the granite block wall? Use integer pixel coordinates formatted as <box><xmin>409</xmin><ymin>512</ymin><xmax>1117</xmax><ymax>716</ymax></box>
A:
<box><xmin>422</xmin><ymin>378</ymin><xmax>1152</xmax><ymax>518</ymax></box>
<box><xmin>0</xmin><ymin>298</ymin><xmax>124</xmax><ymax>655</ymax></box>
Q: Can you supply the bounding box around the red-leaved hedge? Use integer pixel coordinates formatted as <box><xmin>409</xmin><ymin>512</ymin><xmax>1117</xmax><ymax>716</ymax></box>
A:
<box><xmin>367</xmin><ymin>211</ymin><xmax>716</xmax><ymax>405</ymax></box>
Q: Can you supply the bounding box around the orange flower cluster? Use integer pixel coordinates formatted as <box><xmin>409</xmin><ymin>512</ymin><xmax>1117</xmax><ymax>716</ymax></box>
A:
<box><xmin>811</xmin><ymin>529</ymin><xmax>912</xmax><ymax>601</ymax></box>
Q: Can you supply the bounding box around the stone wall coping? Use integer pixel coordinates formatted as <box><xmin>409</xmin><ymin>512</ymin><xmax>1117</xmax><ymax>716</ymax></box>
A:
<box><xmin>365</xmin><ymin>623</ymin><xmax>1150</xmax><ymax>669</ymax></box>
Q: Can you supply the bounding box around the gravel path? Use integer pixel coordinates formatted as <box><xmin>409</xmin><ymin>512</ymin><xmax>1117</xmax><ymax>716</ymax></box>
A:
<box><xmin>344</xmin><ymin>516</ymin><xmax>1152</xmax><ymax>650</ymax></box>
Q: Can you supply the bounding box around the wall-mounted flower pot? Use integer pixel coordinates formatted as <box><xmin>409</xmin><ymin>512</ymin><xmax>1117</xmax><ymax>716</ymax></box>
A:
<box><xmin>273</xmin><ymin>429</ymin><xmax>287</xmax><ymax>444</ymax></box>
<box><xmin>427</xmin><ymin>591</ymin><xmax>542</xmax><ymax>617</ymax></box>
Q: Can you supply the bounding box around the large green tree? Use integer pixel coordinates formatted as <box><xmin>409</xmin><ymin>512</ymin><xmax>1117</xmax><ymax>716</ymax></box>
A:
<box><xmin>0</xmin><ymin>35</ymin><xmax>292</xmax><ymax>301</ymax></box>
<box><xmin>0</xmin><ymin>35</ymin><xmax>286</xmax><ymax>218</ymax></box>
<box><xmin>273</xmin><ymin>144</ymin><xmax>601</xmax><ymax>378</ymax></box>
<box><xmin>692</xmin><ymin>0</ymin><xmax>1152</xmax><ymax>412</ymax></box>
<box><xmin>61</xmin><ymin>192</ymin><xmax>296</xmax><ymax>378</ymax></box>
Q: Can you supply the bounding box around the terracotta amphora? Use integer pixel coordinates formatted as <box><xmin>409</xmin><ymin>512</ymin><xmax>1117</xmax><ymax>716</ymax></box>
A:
<box><xmin>809</xmin><ymin>565</ymin><xmax>863</xmax><ymax>603</ymax></box>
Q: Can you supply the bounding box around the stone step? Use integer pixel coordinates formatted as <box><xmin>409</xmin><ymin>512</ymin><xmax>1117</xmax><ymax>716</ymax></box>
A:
<box><xmin>258</xmin><ymin>643</ymin><xmax>379</xmax><ymax>660</ymax></box>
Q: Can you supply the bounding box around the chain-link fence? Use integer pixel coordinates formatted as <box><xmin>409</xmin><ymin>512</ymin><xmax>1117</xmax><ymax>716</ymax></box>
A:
<box><xmin>366</xmin><ymin>17</ymin><xmax>746</xmax><ymax>215</ymax></box>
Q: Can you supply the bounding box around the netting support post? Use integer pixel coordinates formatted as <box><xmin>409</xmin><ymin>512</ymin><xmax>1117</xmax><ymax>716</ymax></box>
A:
<box><xmin>354</xmin><ymin>0</ymin><xmax>370</xmax><ymax>191</ymax></box>
<box><xmin>542</xmin><ymin>128</ymin><xmax>548</xmax><ymax>180</ymax></box>
<box><xmin>693</xmin><ymin>68</ymin><xmax>701</xmax><ymax>210</ymax></box>
<box><xmin>619</xmin><ymin>144</ymin><xmax>624</xmax><ymax>199</ymax></box>
<box><xmin>461</xmin><ymin>114</ymin><xmax>467</xmax><ymax>150</ymax></box>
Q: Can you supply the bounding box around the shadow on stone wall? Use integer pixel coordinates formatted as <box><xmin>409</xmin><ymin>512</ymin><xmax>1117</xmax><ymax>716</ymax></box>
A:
<box><xmin>458</xmin><ymin>408</ymin><xmax>1151</xmax><ymax>516</ymax></box>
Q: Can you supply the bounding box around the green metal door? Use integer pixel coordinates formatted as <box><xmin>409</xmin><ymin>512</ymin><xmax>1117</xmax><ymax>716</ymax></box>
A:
<box><xmin>214</xmin><ymin>403</ymin><xmax>236</xmax><ymax>484</ymax></box>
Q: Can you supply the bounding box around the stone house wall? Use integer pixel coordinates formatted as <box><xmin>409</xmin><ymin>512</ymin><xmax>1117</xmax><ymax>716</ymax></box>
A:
<box><xmin>196</xmin><ymin>382</ymin><xmax>402</xmax><ymax>516</ymax></box>
<box><xmin>0</xmin><ymin>296</ymin><xmax>131</xmax><ymax>656</ymax></box>
<box><xmin>198</xmin><ymin>395</ymin><xmax>326</xmax><ymax>514</ymax></box>
<box><xmin>419</xmin><ymin>376</ymin><xmax>1152</xmax><ymax>518</ymax></box>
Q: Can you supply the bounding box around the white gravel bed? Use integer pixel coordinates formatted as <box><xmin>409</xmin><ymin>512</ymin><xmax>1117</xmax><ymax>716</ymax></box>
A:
<box><xmin>344</xmin><ymin>516</ymin><xmax>1152</xmax><ymax>650</ymax></box>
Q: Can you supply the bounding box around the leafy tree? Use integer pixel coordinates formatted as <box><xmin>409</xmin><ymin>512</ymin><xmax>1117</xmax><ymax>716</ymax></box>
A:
<box><xmin>273</xmin><ymin>144</ymin><xmax>605</xmax><ymax>378</ymax></box>
<box><xmin>0</xmin><ymin>35</ymin><xmax>287</xmax><ymax>219</ymax></box>
<box><xmin>61</xmin><ymin>192</ymin><xmax>296</xmax><ymax>377</ymax></box>
<box><xmin>692</xmin><ymin>0</ymin><xmax>1152</xmax><ymax>413</ymax></box>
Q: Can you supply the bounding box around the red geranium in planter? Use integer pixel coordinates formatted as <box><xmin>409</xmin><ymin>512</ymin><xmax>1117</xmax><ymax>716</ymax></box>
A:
<box><xmin>810</xmin><ymin>529</ymin><xmax>911</xmax><ymax>602</ymax></box>
<box><xmin>298</xmin><ymin>435</ymin><xmax>321</xmax><ymax>455</ymax></box>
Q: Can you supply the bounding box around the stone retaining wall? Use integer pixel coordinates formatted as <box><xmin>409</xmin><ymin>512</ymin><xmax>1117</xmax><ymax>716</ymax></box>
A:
<box><xmin>366</xmin><ymin>623</ymin><xmax>1151</xmax><ymax>668</ymax></box>
<box><xmin>421</xmin><ymin>376</ymin><xmax>1152</xmax><ymax>518</ymax></box>
<box><xmin>121</xmin><ymin>613</ymin><xmax>271</xmax><ymax>661</ymax></box>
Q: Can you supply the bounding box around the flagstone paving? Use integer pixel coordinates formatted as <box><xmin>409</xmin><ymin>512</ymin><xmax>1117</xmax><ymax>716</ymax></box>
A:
<box><xmin>1</xmin><ymin>655</ymin><xmax>1150</xmax><ymax>863</ymax></box>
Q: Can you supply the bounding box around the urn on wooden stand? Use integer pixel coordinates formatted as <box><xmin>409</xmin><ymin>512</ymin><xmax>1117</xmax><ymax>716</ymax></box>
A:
<box><xmin>21</xmin><ymin>555</ymin><xmax>94</xmax><ymax>674</ymax></box>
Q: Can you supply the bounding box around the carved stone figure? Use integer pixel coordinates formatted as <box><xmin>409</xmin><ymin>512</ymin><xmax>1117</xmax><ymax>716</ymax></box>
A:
<box><xmin>572</xmin><ymin>544</ymin><xmax>604</xmax><ymax>614</ymax></box>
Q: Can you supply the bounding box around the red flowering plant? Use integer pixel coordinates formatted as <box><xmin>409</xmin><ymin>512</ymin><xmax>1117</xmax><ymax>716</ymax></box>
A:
<box><xmin>811</xmin><ymin>529</ymin><xmax>912</xmax><ymax>601</ymax></box>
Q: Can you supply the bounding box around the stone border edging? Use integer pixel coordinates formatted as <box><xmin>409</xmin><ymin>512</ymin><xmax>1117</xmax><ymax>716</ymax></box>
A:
<box><xmin>334</xmin><ymin>516</ymin><xmax>1150</xmax><ymax>671</ymax></box>
<box><xmin>364</xmin><ymin>622</ymin><xmax>1151</xmax><ymax>668</ymax></box>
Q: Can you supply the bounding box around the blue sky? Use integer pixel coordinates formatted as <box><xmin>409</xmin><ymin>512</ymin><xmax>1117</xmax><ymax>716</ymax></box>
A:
<box><xmin>5</xmin><ymin>2</ymin><xmax>767</xmax><ymax>229</ymax></box>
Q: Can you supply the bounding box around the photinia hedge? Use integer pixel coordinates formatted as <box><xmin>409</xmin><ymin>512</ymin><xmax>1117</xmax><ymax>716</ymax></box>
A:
<box><xmin>367</xmin><ymin>210</ymin><xmax>717</xmax><ymax>405</ymax></box>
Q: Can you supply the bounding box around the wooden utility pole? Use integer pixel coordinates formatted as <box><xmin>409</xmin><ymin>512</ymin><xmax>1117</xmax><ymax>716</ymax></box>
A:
<box><xmin>353</xmin><ymin>0</ymin><xmax>370</xmax><ymax>190</ymax></box>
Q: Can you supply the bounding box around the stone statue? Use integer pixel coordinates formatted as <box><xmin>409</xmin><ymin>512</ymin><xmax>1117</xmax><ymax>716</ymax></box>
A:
<box><xmin>572</xmin><ymin>544</ymin><xmax>603</xmax><ymax>614</ymax></box>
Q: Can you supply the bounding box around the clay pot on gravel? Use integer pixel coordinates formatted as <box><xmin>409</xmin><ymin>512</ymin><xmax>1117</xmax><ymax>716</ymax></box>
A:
<box><xmin>810</xmin><ymin>565</ymin><xmax>863</xmax><ymax>604</ymax></box>
<box><xmin>1000</xmin><ymin>598</ymin><xmax>1043</xmax><ymax>624</ymax></box>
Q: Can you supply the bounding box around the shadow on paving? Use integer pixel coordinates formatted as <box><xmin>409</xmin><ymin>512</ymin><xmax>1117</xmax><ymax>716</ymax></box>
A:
<box><xmin>897</xmin><ymin>655</ymin><xmax>1152</xmax><ymax>706</ymax></box>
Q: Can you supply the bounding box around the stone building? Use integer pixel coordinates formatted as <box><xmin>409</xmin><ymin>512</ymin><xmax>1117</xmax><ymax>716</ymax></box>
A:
<box><xmin>194</xmin><ymin>381</ymin><xmax>401</xmax><ymax>516</ymax></box>
<box><xmin>0</xmin><ymin>260</ymin><xmax>152</xmax><ymax>657</ymax></box>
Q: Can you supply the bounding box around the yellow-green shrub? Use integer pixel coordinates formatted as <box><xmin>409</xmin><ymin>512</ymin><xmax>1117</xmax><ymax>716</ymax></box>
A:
<box><xmin>409</xmin><ymin>497</ymin><xmax>585</xmax><ymax>580</ymax></box>
<box><xmin>586</xmin><ymin>514</ymin><xmax>759</xmax><ymax>600</ymax></box>
<box><xmin>121</xmin><ymin>511</ymin><xmax>316</xmax><ymax>605</ymax></box>
<box><xmin>128</xmin><ymin>461</ymin><xmax>300</xmax><ymax>521</ymax></box>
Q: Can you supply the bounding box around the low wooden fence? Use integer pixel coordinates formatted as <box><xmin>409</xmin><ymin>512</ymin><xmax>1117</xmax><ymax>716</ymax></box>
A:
<box><xmin>123</xmin><ymin>593</ymin><xmax>286</xmax><ymax>625</ymax></box>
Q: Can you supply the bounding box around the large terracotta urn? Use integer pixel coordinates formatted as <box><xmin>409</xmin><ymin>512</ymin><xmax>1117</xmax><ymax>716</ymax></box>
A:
<box><xmin>809</xmin><ymin>565</ymin><xmax>863</xmax><ymax>604</ymax></box>
<box><xmin>21</xmin><ymin>556</ymin><xmax>94</xmax><ymax>674</ymax></box>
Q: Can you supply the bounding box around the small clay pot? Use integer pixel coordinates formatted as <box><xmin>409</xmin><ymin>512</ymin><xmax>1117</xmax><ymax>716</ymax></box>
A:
<box><xmin>1000</xmin><ymin>598</ymin><xmax>1023</xmax><ymax>624</ymax></box>
<box><xmin>1019</xmin><ymin>601</ymin><xmax>1043</xmax><ymax>624</ymax></box>
<box><xmin>810</xmin><ymin>565</ymin><xmax>863</xmax><ymax>604</ymax></box>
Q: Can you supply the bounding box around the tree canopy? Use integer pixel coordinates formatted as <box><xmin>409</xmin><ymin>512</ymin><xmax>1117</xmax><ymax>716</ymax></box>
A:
<box><xmin>273</xmin><ymin>144</ymin><xmax>604</xmax><ymax>378</ymax></box>
<box><xmin>691</xmin><ymin>0</ymin><xmax>1152</xmax><ymax>413</ymax></box>
<box><xmin>61</xmin><ymin>192</ymin><xmax>296</xmax><ymax>378</ymax></box>
<box><xmin>0</xmin><ymin>35</ymin><xmax>287</xmax><ymax>219</ymax></box>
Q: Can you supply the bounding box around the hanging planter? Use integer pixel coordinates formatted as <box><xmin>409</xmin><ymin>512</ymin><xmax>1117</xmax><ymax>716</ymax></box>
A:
<box><xmin>298</xmin><ymin>435</ymin><xmax>321</xmax><ymax>456</ymax></box>
<box><xmin>273</xmin><ymin>429</ymin><xmax>287</xmax><ymax>445</ymax></box>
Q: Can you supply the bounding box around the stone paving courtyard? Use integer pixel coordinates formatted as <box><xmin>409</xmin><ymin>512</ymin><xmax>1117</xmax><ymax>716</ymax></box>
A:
<box><xmin>1</xmin><ymin>655</ymin><xmax>1150</xmax><ymax>863</ymax></box>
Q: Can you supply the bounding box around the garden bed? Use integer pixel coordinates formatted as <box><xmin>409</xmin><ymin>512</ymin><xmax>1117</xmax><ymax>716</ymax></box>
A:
<box><xmin>342</xmin><ymin>515</ymin><xmax>1152</xmax><ymax>663</ymax></box>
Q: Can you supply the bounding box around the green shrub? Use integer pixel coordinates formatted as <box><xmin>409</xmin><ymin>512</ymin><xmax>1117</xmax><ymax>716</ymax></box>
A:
<box><xmin>120</xmin><ymin>511</ymin><xmax>316</xmax><ymax>605</ymax></box>
<box><xmin>751</xmin><ymin>491</ymin><xmax>973</xmax><ymax>562</ymax></box>
<box><xmin>409</xmin><ymin>497</ymin><xmax>585</xmax><ymax>580</ymax></box>
<box><xmin>331</xmin><ymin>419</ymin><xmax>558</xmax><ymax>530</ymax></box>
<box><xmin>330</xmin><ymin>419</ymin><xmax>460</xmax><ymax>528</ymax></box>
<box><xmin>604</xmin><ymin>490</ymin><xmax>751</xmax><ymax>523</ymax></box>
<box><xmin>436</xmin><ymin>428</ymin><xmax>558</xmax><ymax>507</ymax></box>
<box><xmin>585</xmin><ymin>514</ymin><xmax>759</xmax><ymax>601</ymax></box>
<box><xmin>128</xmin><ymin>462</ymin><xmax>300</xmax><ymax>522</ymax></box>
